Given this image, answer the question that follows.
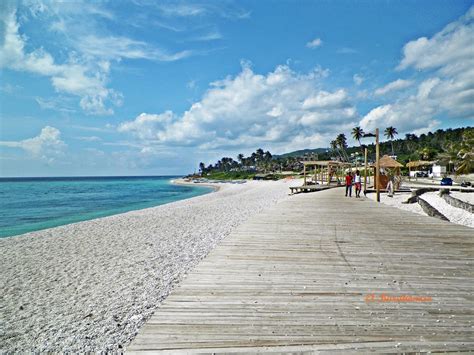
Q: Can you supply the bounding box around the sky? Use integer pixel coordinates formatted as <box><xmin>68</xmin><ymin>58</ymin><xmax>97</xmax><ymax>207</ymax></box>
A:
<box><xmin>0</xmin><ymin>0</ymin><xmax>473</xmax><ymax>177</ymax></box>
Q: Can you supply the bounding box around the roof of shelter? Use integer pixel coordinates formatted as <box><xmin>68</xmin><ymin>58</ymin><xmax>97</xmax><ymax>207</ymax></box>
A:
<box><xmin>406</xmin><ymin>160</ymin><xmax>434</xmax><ymax>168</ymax></box>
<box><xmin>376</xmin><ymin>155</ymin><xmax>404</xmax><ymax>168</ymax></box>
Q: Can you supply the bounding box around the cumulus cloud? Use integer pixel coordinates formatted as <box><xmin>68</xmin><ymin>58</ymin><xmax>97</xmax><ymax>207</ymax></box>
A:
<box><xmin>0</xmin><ymin>2</ymin><xmax>193</xmax><ymax>115</ymax></box>
<box><xmin>118</xmin><ymin>64</ymin><xmax>358</xmax><ymax>152</ymax></box>
<box><xmin>0</xmin><ymin>126</ymin><xmax>66</xmax><ymax>161</ymax></box>
<box><xmin>361</xmin><ymin>6</ymin><xmax>474</xmax><ymax>133</ymax></box>
<box><xmin>397</xmin><ymin>6</ymin><xmax>474</xmax><ymax>74</ymax></box>
<box><xmin>0</xmin><ymin>7</ymin><xmax>120</xmax><ymax>115</ymax></box>
<box><xmin>306</xmin><ymin>38</ymin><xmax>322</xmax><ymax>48</ymax></box>
<box><xmin>374</xmin><ymin>79</ymin><xmax>413</xmax><ymax>96</ymax></box>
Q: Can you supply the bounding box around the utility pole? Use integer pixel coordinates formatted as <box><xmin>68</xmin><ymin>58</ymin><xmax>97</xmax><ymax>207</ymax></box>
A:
<box><xmin>375</xmin><ymin>128</ymin><xmax>380</xmax><ymax>202</ymax></box>
<box><xmin>364</xmin><ymin>147</ymin><xmax>368</xmax><ymax>193</ymax></box>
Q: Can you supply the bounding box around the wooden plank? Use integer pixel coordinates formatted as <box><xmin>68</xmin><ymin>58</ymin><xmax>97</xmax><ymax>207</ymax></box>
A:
<box><xmin>127</xmin><ymin>187</ymin><xmax>474</xmax><ymax>353</ymax></box>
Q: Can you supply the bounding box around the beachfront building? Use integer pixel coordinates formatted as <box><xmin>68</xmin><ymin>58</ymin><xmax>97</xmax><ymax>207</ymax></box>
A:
<box><xmin>432</xmin><ymin>163</ymin><xmax>447</xmax><ymax>178</ymax></box>
<box><xmin>373</xmin><ymin>155</ymin><xmax>404</xmax><ymax>190</ymax></box>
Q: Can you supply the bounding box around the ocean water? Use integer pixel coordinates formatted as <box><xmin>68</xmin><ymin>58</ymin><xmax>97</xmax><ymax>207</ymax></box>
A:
<box><xmin>0</xmin><ymin>176</ymin><xmax>213</xmax><ymax>238</ymax></box>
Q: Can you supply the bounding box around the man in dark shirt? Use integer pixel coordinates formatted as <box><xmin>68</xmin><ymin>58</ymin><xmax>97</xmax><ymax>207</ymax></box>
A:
<box><xmin>345</xmin><ymin>171</ymin><xmax>353</xmax><ymax>197</ymax></box>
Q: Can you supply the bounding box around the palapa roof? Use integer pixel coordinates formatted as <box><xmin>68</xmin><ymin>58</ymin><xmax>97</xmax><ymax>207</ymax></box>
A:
<box><xmin>376</xmin><ymin>155</ymin><xmax>404</xmax><ymax>168</ymax></box>
<box><xmin>406</xmin><ymin>160</ymin><xmax>434</xmax><ymax>168</ymax></box>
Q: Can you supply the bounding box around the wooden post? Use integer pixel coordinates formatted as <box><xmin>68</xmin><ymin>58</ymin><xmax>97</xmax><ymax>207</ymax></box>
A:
<box><xmin>364</xmin><ymin>147</ymin><xmax>368</xmax><ymax>193</ymax></box>
<box><xmin>375</xmin><ymin>128</ymin><xmax>380</xmax><ymax>202</ymax></box>
<box><xmin>303</xmin><ymin>164</ymin><xmax>306</xmax><ymax>186</ymax></box>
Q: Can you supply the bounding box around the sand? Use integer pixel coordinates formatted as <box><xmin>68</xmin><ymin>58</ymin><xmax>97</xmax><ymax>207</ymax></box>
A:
<box><xmin>451</xmin><ymin>191</ymin><xmax>474</xmax><ymax>204</ymax></box>
<box><xmin>422</xmin><ymin>192</ymin><xmax>474</xmax><ymax>228</ymax></box>
<box><xmin>367</xmin><ymin>191</ymin><xmax>473</xmax><ymax>229</ymax></box>
<box><xmin>1</xmin><ymin>180</ymin><xmax>294</xmax><ymax>352</ymax></box>
<box><xmin>366</xmin><ymin>192</ymin><xmax>427</xmax><ymax>216</ymax></box>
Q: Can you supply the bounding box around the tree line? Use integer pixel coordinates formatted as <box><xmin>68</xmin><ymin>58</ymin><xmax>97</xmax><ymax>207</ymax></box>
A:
<box><xmin>198</xmin><ymin>126</ymin><xmax>473</xmax><ymax>176</ymax></box>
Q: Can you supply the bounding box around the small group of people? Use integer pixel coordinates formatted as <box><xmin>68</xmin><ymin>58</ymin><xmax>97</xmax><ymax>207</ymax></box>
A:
<box><xmin>345</xmin><ymin>170</ymin><xmax>362</xmax><ymax>198</ymax></box>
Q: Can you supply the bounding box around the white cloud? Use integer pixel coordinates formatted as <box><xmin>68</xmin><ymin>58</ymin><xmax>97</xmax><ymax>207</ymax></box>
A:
<box><xmin>398</xmin><ymin>6</ymin><xmax>474</xmax><ymax>74</ymax></box>
<box><xmin>306</xmin><ymin>38</ymin><xmax>322</xmax><ymax>48</ymax></box>
<box><xmin>374</xmin><ymin>79</ymin><xmax>413</xmax><ymax>96</ymax></box>
<box><xmin>118</xmin><ymin>64</ymin><xmax>358</xmax><ymax>152</ymax></box>
<box><xmin>158</xmin><ymin>4</ymin><xmax>207</xmax><ymax>17</ymax></box>
<box><xmin>353</xmin><ymin>74</ymin><xmax>364</xmax><ymax>86</ymax></box>
<box><xmin>75</xmin><ymin>136</ymin><xmax>102</xmax><ymax>142</ymax></box>
<box><xmin>0</xmin><ymin>7</ymin><xmax>120</xmax><ymax>115</ymax></box>
<box><xmin>156</xmin><ymin>2</ymin><xmax>250</xmax><ymax>20</ymax></box>
<box><xmin>35</xmin><ymin>96</ymin><xmax>76</xmax><ymax>113</ymax></box>
<box><xmin>0</xmin><ymin>2</ymin><xmax>193</xmax><ymax>115</ymax></box>
<box><xmin>361</xmin><ymin>6</ymin><xmax>474</xmax><ymax>134</ymax></box>
<box><xmin>118</xmin><ymin>112</ymin><xmax>175</xmax><ymax>140</ymax></box>
<box><xmin>76</xmin><ymin>35</ymin><xmax>192</xmax><ymax>61</ymax></box>
<box><xmin>0</xmin><ymin>126</ymin><xmax>66</xmax><ymax>161</ymax></box>
<box><xmin>190</xmin><ymin>29</ymin><xmax>223</xmax><ymax>42</ymax></box>
<box><xmin>302</xmin><ymin>89</ymin><xmax>350</xmax><ymax>110</ymax></box>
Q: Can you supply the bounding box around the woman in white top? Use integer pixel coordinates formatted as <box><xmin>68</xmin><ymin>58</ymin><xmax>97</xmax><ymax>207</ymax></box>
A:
<box><xmin>354</xmin><ymin>170</ymin><xmax>362</xmax><ymax>198</ymax></box>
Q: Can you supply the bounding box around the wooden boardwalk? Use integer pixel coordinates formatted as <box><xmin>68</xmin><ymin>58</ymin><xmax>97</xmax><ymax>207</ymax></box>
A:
<box><xmin>128</xmin><ymin>188</ymin><xmax>474</xmax><ymax>353</ymax></box>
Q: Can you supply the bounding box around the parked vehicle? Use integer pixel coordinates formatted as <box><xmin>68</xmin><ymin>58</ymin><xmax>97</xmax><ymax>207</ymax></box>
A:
<box><xmin>415</xmin><ymin>171</ymin><xmax>428</xmax><ymax>178</ymax></box>
<box><xmin>440</xmin><ymin>177</ymin><xmax>453</xmax><ymax>186</ymax></box>
<box><xmin>460</xmin><ymin>181</ymin><xmax>472</xmax><ymax>187</ymax></box>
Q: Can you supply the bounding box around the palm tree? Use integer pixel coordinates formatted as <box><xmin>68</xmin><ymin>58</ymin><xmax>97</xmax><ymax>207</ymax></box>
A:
<box><xmin>352</xmin><ymin>126</ymin><xmax>365</xmax><ymax>154</ymax></box>
<box><xmin>336</xmin><ymin>133</ymin><xmax>349</xmax><ymax>161</ymax></box>
<box><xmin>330</xmin><ymin>140</ymin><xmax>343</xmax><ymax>160</ymax></box>
<box><xmin>198</xmin><ymin>162</ymin><xmax>206</xmax><ymax>175</ymax></box>
<box><xmin>455</xmin><ymin>129</ymin><xmax>474</xmax><ymax>175</ymax></box>
<box><xmin>352</xmin><ymin>127</ymin><xmax>365</xmax><ymax>145</ymax></box>
<box><xmin>264</xmin><ymin>151</ymin><xmax>272</xmax><ymax>162</ymax></box>
<box><xmin>384</xmin><ymin>126</ymin><xmax>398</xmax><ymax>156</ymax></box>
<box><xmin>336</xmin><ymin>133</ymin><xmax>348</xmax><ymax>149</ymax></box>
<box><xmin>237</xmin><ymin>153</ymin><xmax>245</xmax><ymax>169</ymax></box>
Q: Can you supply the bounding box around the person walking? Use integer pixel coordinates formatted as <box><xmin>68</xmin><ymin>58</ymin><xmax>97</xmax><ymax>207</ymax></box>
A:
<box><xmin>387</xmin><ymin>176</ymin><xmax>394</xmax><ymax>197</ymax></box>
<box><xmin>345</xmin><ymin>171</ymin><xmax>353</xmax><ymax>197</ymax></box>
<box><xmin>354</xmin><ymin>170</ymin><xmax>362</xmax><ymax>198</ymax></box>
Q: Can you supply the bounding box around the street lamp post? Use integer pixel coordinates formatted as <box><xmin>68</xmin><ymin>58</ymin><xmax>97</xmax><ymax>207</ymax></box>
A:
<box><xmin>364</xmin><ymin>146</ymin><xmax>368</xmax><ymax>193</ymax></box>
<box><xmin>362</xmin><ymin>128</ymin><xmax>380</xmax><ymax>202</ymax></box>
<box><xmin>375</xmin><ymin>128</ymin><xmax>380</xmax><ymax>202</ymax></box>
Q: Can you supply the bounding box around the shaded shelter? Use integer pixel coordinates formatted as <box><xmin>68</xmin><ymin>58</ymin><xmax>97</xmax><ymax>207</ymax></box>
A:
<box><xmin>372</xmin><ymin>155</ymin><xmax>403</xmax><ymax>190</ymax></box>
<box><xmin>406</xmin><ymin>160</ymin><xmax>434</xmax><ymax>179</ymax></box>
<box><xmin>302</xmin><ymin>160</ymin><xmax>352</xmax><ymax>186</ymax></box>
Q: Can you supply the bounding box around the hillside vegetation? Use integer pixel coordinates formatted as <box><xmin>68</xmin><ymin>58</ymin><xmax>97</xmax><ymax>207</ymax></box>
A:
<box><xmin>196</xmin><ymin>126</ymin><xmax>473</xmax><ymax>179</ymax></box>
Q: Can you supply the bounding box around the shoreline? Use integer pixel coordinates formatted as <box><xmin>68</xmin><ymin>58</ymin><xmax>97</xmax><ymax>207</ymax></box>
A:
<box><xmin>1</xmin><ymin>180</ymin><xmax>292</xmax><ymax>352</ymax></box>
<box><xmin>1</xmin><ymin>177</ymin><xmax>215</xmax><ymax>239</ymax></box>
<box><xmin>170</xmin><ymin>178</ymin><xmax>222</xmax><ymax>192</ymax></box>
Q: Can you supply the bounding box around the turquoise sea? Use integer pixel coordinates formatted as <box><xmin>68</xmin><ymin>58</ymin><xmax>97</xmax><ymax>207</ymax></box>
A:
<box><xmin>0</xmin><ymin>176</ymin><xmax>213</xmax><ymax>238</ymax></box>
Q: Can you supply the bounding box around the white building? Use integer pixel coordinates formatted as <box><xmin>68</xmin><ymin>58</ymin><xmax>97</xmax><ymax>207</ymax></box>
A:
<box><xmin>431</xmin><ymin>164</ymin><xmax>447</xmax><ymax>178</ymax></box>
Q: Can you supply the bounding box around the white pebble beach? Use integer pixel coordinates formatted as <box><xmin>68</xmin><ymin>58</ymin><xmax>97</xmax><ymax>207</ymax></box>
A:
<box><xmin>367</xmin><ymin>190</ymin><xmax>473</xmax><ymax>228</ymax></box>
<box><xmin>421</xmin><ymin>191</ymin><xmax>474</xmax><ymax>228</ymax></box>
<box><xmin>366</xmin><ymin>192</ymin><xmax>427</xmax><ymax>216</ymax></box>
<box><xmin>1</xmin><ymin>180</ymin><xmax>295</xmax><ymax>352</ymax></box>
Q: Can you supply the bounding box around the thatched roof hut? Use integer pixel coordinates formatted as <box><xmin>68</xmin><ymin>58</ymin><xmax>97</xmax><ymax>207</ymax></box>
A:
<box><xmin>406</xmin><ymin>160</ymin><xmax>434</xmax><ymax>168</ymax></box>
<box><xmin>372</xmin><ymin>155</ymin><xmax>403</xmax><ymax>190</ymax></box>
<box><xmin>379</xmin><ymin>155</ymin><xmax>404</xmax><ymax>168</ymax></box>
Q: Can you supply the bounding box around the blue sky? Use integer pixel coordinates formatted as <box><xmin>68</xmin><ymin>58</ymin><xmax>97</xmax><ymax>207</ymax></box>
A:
<box><xmin>0</xmin><ymin>0</ymin><xmax>473</xmax><ymax>176</ymax></box>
